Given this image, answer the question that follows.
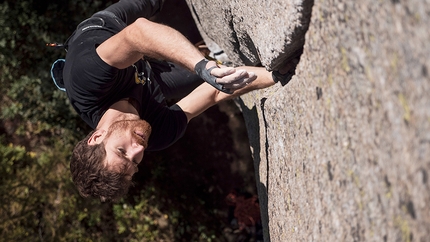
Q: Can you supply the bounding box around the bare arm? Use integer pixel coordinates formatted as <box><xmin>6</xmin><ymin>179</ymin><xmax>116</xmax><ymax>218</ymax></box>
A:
<box><xmin>176</xmin><ymin>66</ymin><xmax>275</xmax><ymax>122</ymax></box>
<box><xmin>96</xmin><ymin>18</ymin><xmax>202</xmax><ymax>70</ymax></box>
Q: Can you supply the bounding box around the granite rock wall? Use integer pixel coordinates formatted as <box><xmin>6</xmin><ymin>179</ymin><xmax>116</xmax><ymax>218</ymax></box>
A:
<box><xmin>187</xmin><ymin>0</ymin><xmax>430</xmax><ymax>241</ymax></box>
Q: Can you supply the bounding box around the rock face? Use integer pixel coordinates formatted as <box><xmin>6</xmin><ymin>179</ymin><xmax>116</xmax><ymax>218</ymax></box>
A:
<box><xmin>185</xmin><ymin>0</ymin><xmax>312</xmax><ymax>70</ymax></box>
<box><xmin>187</xmin><ymin>0</ymin><xmax>430</xmax><ymax>241</ymax></box>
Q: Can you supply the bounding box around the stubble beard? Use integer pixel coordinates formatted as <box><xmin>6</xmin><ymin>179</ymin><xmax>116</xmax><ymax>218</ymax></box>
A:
<box><xmin>105</xmin><ymin>119</ymin><xmax>152</xmax><ymax>147</ymax></box>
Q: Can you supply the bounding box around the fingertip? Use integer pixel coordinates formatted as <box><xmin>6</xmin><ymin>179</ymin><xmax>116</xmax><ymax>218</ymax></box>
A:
<box><xmin>234</xmin><ymin>70</ymin><xmax>247</xmax><ymax>78</ymax></box>
<box><xmin>227</xmin><ymin>68</ymin><xmax>236</xmax><ymax>74</ymax></box>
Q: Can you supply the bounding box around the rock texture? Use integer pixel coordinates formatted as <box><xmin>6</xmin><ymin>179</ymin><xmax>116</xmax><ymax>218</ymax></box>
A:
<box><xmin>185</xmin><ymin>0</ymin><xmax>312</xmax><ymax>70</ymax></box>
<box><xmin>187</xmin><ymin>0</ymin><xmax>430</xmax><ymax>241</ymax></box>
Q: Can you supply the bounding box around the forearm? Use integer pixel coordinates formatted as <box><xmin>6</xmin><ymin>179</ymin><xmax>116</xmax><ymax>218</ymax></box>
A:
<box><xmin>176</xmin><ymin>83</ymin><xmax>219</xmax><ymax>122</ymax></box>
<box><xmin>98</xmin><ymin>17</ymin><xmax>205</xmax><ymax>70</ymax></box>
<box><xmin>176</xmin><ymin>66</ymin><xmax>276</xmax><ymax>122</ymax></box>
<box><xmin>125</xmin><ymin>18</ymin><xmax>204</xmax><ymax>71</ymax></box>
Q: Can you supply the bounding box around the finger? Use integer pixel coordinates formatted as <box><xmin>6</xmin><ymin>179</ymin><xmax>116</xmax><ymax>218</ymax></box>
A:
<box><xmin>222</xmin><ymin>72</ymin><xmax>255</xmax><ymax>88</ymax></box>
<box><xmin>223</xmin><ymin>72</ymin><xmax>257</xmax><ymax>90</ymax></box>
<box><xmin>209</xmin><ymin>66</ymin><xmax>236</xmax><ymax>77</ymax></box>
<box><xmin>215</xmin><ymin>69</ymin><xmax>249</xmax><ymax>85</ymax></box>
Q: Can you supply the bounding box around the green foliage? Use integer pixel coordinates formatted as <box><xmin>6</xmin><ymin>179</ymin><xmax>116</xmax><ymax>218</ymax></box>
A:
<box><xmin>114</xmin><ymin>194</ymin><xmax>163</xmax><ymax>240</ymax></box>
<box><xmin>0</xmin><ymin>137</ymin><xmax>76</xmax><ymax>240</ymax></box>
<box><xmin>0</xmin><ymin>0</ymin><xmax>92</xmax><ymax>140</ymax></box>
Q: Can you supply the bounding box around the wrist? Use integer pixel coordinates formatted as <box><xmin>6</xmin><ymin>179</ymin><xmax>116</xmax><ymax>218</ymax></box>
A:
<box><xmin>194</xmin><ymin>59</ymin><xmax>232</xmax><ymax>94</ymax></box>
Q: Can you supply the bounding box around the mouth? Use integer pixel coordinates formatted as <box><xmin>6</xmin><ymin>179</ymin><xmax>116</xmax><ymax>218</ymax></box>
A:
<box><xmin>134</xmin><ymin>130</ymin><xmax>148</xmax><ymax>146</ymax></box>
<box><xmin>131</xmin><ymin>120</ymin><xmax>152</xmax><ymax>147</ymax></box>
<box><xmin>134</xmin><ymin>130</ymin><xmax>145</xmax><ymax>138</ymax></box>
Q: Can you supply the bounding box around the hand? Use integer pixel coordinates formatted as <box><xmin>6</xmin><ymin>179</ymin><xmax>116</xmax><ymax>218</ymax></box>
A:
<box><xmin>195</xmin><ymin>59</ymin><xmax>256</xmax><ymax>94</ymax></box>
<box><xmin>210</xmin><ymin>66</ymin><xmax>256</xmax><ymax>92</ymax></box>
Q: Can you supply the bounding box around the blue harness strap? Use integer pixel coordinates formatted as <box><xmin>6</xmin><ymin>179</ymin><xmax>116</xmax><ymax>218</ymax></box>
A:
<box><xmin>50</xmin><ymin>59</ymin><xmax>66</xmax><ymax>92</ymax></box>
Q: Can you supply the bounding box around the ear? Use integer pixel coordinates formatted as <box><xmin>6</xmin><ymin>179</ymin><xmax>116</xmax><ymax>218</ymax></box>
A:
<box><xmin>88</xmin><ymin>129</ymin><xmax>107</xmax><ymax>145</ymax></box>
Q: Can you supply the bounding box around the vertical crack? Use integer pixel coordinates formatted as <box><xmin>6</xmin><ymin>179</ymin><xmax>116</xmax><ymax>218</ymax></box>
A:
<box><xmin>260</xmin><ymin>98</ymin><xmax>270</xmax><ymax>191</ymax></box>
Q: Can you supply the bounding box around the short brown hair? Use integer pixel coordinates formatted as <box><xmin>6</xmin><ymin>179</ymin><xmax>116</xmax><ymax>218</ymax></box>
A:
<box><xmin>70</xmin><ymin>131</ymin><xmax>133</xmax><ymax>202</ymax></box>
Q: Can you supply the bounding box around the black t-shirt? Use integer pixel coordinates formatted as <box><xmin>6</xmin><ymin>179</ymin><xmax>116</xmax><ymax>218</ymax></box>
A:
<box><xmin>63</xmin><ymin>14</ymin><xmax>187</xmax><ymax>151</ymax></box>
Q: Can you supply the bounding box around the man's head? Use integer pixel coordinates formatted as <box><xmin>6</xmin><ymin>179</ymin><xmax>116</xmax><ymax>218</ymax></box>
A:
<box><xmin>70</xmin><ymin>119</ymin><xmax>152</xmax><ymax>202</ymax></box>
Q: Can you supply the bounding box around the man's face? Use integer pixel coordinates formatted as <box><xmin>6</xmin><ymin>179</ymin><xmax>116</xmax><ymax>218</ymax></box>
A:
<box><xmin>103</xmin><ymin>119</ymin><xmax>152</xmax><ymax>178</ymax></box>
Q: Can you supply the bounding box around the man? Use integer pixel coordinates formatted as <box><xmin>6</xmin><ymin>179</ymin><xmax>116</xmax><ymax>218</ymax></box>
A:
<box><xmin>64</xmin><ymin>0</ymin><xmax>298</xmax><ymax>202</ymax></box>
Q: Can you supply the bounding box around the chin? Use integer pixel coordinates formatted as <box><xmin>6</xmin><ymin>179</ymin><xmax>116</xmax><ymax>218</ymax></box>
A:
<box><xmin>107</xmin><ymin>119</ymin><xmax>152</xmax><ymax>141</ymax></box>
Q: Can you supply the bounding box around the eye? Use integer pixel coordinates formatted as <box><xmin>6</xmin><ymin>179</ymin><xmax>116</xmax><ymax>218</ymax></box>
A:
<box><xmin>118</xmin><ymin>148</ymin><xmax>126</xmax><ymax>155</ymax></box>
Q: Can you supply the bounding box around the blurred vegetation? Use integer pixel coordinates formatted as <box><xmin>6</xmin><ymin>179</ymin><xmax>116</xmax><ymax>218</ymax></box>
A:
<box><xmin>0</xmin><ymin>0</ymin><xmax>256</xmax><ymax>241</ymax></box>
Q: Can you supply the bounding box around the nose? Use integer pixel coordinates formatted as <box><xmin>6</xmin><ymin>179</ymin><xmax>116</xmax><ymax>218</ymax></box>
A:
<box><xmin>131</xmin><ymin>142</ymin><xmax>145</xmax><ymax>153</ymax></box>
<box><xmin>128</xmin><ymin>143</ymin><xmax>144</xmax><ymax>164</ymax></box>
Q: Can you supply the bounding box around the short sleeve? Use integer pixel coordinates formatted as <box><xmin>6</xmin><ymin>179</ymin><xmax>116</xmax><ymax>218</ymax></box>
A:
<box><xmin>145</xmin><ymin>104</ymin><xmax>188</xmax><ymax>151</ymax></box>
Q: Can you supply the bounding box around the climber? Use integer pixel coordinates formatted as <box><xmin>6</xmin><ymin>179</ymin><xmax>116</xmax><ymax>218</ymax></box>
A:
<box><xmin>63</xmin><ymin>0</ymin><xmax>299</xmax><ymax>202</ymax></box>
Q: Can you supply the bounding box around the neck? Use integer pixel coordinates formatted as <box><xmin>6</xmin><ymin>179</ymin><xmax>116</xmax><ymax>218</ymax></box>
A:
<box><xmin>96</xmin><ymin>99</ymin><xmax>140</xmax><ymax>130</ymax></box>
